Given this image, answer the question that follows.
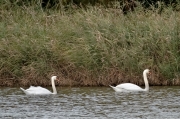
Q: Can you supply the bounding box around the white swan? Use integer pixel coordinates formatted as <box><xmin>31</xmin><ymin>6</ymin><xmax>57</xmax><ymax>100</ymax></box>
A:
<box><xmin>20</xmin><ymin>76</ymin><xmax>58</xmax><ymax>95</ymax></box>
<box><xmin>109</xmin><ymin>69</ymin><xmax>150</xmax><ymax>92</ymax></box>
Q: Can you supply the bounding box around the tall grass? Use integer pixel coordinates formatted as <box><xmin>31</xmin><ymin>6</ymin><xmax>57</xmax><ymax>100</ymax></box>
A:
<box><xmin>0</xmin><ymin>1</ymin><xmax>180</xmax><ymax>86</ymax></box>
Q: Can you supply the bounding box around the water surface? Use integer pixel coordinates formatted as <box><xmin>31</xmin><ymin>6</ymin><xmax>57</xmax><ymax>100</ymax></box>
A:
<box><xmin>0</xmin><ymin>86</ymin><xmax>180</xmax><ymax>118</ymax></box>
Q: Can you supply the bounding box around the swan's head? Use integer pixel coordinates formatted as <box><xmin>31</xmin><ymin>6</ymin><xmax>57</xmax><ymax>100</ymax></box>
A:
<box><xmin>51</xmin><ymin>76</ymin><xmax>58</xmax><ymax>80</ymax></box>
<box><xmin>144</xmin><ymin>69</ymin><xmax>150</xmax><ymax>74</ymax></box>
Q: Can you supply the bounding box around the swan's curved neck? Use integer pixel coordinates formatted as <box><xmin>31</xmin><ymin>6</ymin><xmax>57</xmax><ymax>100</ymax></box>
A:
<box><xmin>143</xmin><ymin>71</ymin><xmax>149</xmax><ymax>91</ymax></box>
<box><xmin>51</xmin><ymin>78</ymin><xmax>57</xmax><ymax>94</ymax></box>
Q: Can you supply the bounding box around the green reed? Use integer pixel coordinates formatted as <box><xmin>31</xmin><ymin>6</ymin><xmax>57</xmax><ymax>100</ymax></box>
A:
<box><xmin>0</xmin><ymin>1</ymin><xmax>179</xmax><ymax>85</ymax></box>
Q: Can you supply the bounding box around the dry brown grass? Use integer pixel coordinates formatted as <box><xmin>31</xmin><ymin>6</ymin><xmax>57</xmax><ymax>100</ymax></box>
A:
<box><xmin>1</xmin><ymin>66</ymin><xmax>179</xmax><ymax>87</ymax></box>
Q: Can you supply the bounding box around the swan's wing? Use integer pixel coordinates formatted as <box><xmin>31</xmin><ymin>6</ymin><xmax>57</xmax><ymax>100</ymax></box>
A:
<box><xmin>25</xmin><ymin>86</ymin><xmax>52</xmax><ymax>94</ymax></box>
<box><xmin>116</xmin><ymin>83</ymin><xmax>143</xmax><ymax>91</ymax></box>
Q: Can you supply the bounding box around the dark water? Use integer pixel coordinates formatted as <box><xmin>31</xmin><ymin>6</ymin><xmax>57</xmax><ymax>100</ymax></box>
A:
<box><xmin>0</xmin><ymin>86</ymin><xmax>180</xmax><ymax>119</ymax></box>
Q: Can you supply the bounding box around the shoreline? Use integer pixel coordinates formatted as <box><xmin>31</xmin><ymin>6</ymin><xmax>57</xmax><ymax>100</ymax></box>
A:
<box><xmin>1</xmin><ymin>74</ymin><xmax>180</xmax><ymax>87</ymax></box>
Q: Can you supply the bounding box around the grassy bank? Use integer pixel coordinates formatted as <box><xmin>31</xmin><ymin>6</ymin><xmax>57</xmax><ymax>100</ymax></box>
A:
<box><xmin>0</xmin><ymin>2</ymin><xmax>180</xmax><ymax>86</ymax></box>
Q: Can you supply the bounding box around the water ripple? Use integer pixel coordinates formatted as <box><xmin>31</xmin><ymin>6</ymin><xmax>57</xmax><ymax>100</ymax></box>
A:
<box><xmin>0</xmin><ymin>86</ymin><xmax>180</xmax><ymax>118</ymax></box>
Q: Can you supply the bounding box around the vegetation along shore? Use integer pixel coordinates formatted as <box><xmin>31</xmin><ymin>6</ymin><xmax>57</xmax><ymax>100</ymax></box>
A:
<box><xmin>0</xmin><ymin>0</ymin><xmax>180</xmax><ymax>86</ymax></box>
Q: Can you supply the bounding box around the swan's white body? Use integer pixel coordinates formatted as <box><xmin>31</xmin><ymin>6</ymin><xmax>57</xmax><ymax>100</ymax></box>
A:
<box><xmin>110</xmin><ymin>69</ymin><xmax>150</xmax><ymax>92</ymax></box>
<box><xmin>20</xmin><ymin>76</ymin><xmax>58</xmax><ymax>95</ymax></box>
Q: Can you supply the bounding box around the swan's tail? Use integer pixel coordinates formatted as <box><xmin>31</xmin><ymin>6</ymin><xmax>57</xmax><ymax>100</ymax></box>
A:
<box><xmin>109</xmin><ymin>85</ymin><xmax>120</xmax><ymax>92</ymax></box>
<box><xmin>109</xmin><ymin>85</ymin><xmax>115</xmax><ymax>88</ymax></box>
<box><xmin>109</xmin><ymin>85</ymin><xmax>116</xmax><ymax>90</ymax></box>
<box><xmin>20</xmin><ymin>87</ymin><xmax>25</xmax><ymax>91</ymax></box>
<box><xmin>20</xmin><ymin>87</ymin><xmax>28</xmax><ymax>94</ymax></box>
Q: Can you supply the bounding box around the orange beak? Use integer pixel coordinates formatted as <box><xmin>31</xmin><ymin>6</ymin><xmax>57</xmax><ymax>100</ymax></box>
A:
<box><xmin>149</xmin><ymin>71</ymin><xmax>151</xmax><ymax>75</ymax></box>
<box><xmin>56</xmin><ymin>76</ymin><xmax>60</xmax><ymax>81</ymax></box>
